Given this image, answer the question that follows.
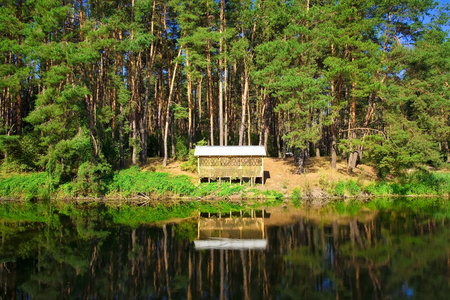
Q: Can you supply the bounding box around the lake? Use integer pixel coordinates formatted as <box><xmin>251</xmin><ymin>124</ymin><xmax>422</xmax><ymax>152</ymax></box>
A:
<box><xmin>0</xmin><ymin>198</ymin><xmax>449</xmax><ymax>299</ymax></box>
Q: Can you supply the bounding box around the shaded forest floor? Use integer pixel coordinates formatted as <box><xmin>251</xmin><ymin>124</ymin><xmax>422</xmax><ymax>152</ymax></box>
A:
<box><xmin>143</xmin><ymin>156</ymin><xmax>379</xmax><ymax>197</ymax></box>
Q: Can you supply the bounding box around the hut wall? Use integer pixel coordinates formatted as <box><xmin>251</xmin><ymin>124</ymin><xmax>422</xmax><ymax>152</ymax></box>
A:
<box><xmin>198</xmin><ymin>156</ymin><xmax>263</xmax><ymax>179</ymax></box>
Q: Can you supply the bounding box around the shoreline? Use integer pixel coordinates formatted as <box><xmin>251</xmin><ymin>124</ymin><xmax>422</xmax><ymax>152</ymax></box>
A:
<box><xmin>1</xmin><ymin>192</ymin><xmax>448</xmax><ymax>204</ymax></box>
<box><xmin>1</xmin><ymin>157</ymin><xmax>449</xmax><ymax>202</ymax></box>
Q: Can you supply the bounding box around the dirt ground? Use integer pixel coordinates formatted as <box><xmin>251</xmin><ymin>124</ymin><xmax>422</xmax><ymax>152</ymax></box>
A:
<box><xmin>142</xmin><ymin>156</ymin><xmax>378</xmax><ymax>196</ymax></box>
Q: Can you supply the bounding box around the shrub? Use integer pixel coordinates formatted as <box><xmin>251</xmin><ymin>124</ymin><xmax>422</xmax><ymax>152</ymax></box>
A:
<box><xmin>334</xmin><ymin>181</ymin><xmax>346</xmax><ymax>197</ymax></box>
<box><xmin>70</xmin><ymin>161</ymin><xmax>112</xmax><ymax>196</ymax></box>
<box><xmin>181</xmin><ymin>139</ymin><xmax>207</xmax><ymax>172</ymax></box>
<box><xmin>291</xmin><ymin>188</ymin><xmax>302</xmax><ymax>206</ymax></box>
<box><xmin>174</xmin><ymin>135</ymin><xmax>189</xmax><ymax>160</ymax></box>
<box><xmin>346</xmin><ymin>180</ymin><xmax>361</xmax><ymax>196</ymax></box>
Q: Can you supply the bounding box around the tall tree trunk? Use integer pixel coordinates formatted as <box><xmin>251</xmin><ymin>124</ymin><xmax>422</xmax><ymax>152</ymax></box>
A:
<box><xmin>224</xmin><ymin>57</ymin><xmax>228</xmax><ymax>145</ymax></box>
<box><xmin>140</xmin><ymin>1</ymin><xmax>156</xmax><ymax>165</ymax></box>
<box><xmin>130</xmin><ymin>0</ymin><xmax>139</xmax><ymax>166</ymax></box>
<box><xmin>348</xmin><ymin>70</ymin><xmax>358</xmax><ymax>170</ymax></box>
<box><xmin>163</xmin><ymin>48</ymin><xmax>182</xmax><ymax>167</ymax></box>
<box><xmin>117</xmin><ymin>25</ymin><xmax>125</xmax><ymax>169</ymax></box>
<box><xmin>277</xmin><ymin>111</ymin><xmax>282</xmax><ymax>158</ymax></box>
<box><xmin>445</xmin><ymin>141</ymin><xmax>449</xmax><ymax>163</ymax></box>
<box><xmin>239</xmin><ymin>71</ymin><xmax>249</xmax><ymax>146</ymax></box>
<box><xmin>198</xmin><ymin>76</ymin><xmax>202</xmax><ymax>121</ymax></box>
<box><xmin>330</xmin><ymin>44</ymin><xmax>339</xmax><ymax>169</ymax></box>
<box><xmin>218</xmin><ymin>0</ymin><xmax>226</xmax><ymax>145</ymax></box>
<box><xmin>247</xmin><ymin>99</ymin><xmax>251</xmax><ymax>145</ymax></box>
<box><xmin>206</xmin><ymin>1</ymin><xmax>214</xmax><ymax>146</ymax></box>
<box><xmin>331</xmin><ymin>76</ymin><xmax>339</xmax><ymax>170</ymax></box>
<box><xmin>186</xmin><ymin>49</ymin><xmax>194</xmax><ymax>149</ymax></box>
<box><xmin>119</xmin><ymin>103</ymin><xmax>125</xmax><ymax>169</ymax></box>
<box><xmin>15</xmin><ymin>0</ymin><xmax>23</xmax><ymax>136</ymax></box>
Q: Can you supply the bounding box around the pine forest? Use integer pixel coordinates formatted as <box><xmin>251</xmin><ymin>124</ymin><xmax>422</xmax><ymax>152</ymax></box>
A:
<box><xmin>0</xmin><ymin>0</ymin><xmax>449</xmax><ymax>190</ymax></box>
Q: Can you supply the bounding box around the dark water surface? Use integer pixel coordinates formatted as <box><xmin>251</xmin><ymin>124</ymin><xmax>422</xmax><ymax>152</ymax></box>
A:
<box><xmin>0</xmin><ymin>199</ymin><xmax>449</xmax><ymax>299</ymax></box>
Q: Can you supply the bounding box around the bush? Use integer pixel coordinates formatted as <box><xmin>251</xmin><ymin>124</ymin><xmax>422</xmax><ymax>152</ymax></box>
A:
<box><xmin>364</xmin><ymin>181</ymin><xmax>393</xmax><ymax>196</ymax></box>
<box><xmin>181</xmin><ymin>139</ymin><xmax>207</xmax><ymax>172</ymax></box>
<box><xmin>334</xmin><ymin>181</ymin><xmax>346</xmax><ymax>197</ymax></box>
<box><xmin>174</xmin><ymin>135</ymin><xmax>189</xmax><ymax>160</ymax></box>
<box><xmin>333</xmin><ymin>180</ymin><xmax>362</xmax><ymax>197</ymax></box>
<box><xmin>0</xmin><ymin>134</ymin><xmax>42</xmax><ymax>172</ymax></box>
<box><xmin>291</xmin><ymin>188</ymin><xmax>302</xmax><ymax>206</ymax></box>
<box><xmin>363</xmin><ymin>171</ymin><xmax>450</xmax><ymax>196</ymax></box>
<box><xmin>70</xmin><ymin>161</ymin><xmax>112</xmax><ymax>196</ymax></box>
<box><xmin>346</xmin><ymin>180</ymin><xmax>361</xmax><ymax>196</ymax></box>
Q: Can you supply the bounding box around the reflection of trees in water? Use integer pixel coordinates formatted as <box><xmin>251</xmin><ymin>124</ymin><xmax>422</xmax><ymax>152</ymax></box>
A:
<box><xmin>0</xmin><ymin>209</ymin><xmax>449</xmax><ymax>299</ymax></box>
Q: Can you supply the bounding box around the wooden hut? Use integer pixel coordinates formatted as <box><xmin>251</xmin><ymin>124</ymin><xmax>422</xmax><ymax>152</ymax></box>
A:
<box><xmin>194</xmin><ymin>146</ymin><xmax>266</xmax><ymax>185</ymax></box>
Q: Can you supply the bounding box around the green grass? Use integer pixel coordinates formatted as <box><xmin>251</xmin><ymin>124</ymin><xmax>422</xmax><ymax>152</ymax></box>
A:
<box><xmin>2</xmin><ymin>166</ymin><xmax>448</xmax><ymax>201</ymax></box>
<box><xmin>104</xmin><ymin>166</ymin><xmax>280</xmax><ymax>200</ymax></box>
<box><xmin>106</xmin><ymin>166</ymin><xmax>196</xmax><ymax>197</ymax></box>
<box><xmin>363</xmin><ymin>171</ymin><xmax>450</xmax><ymax>196</ymax></box>
<box><xmin>0</xmin><ymin>173</ymin><xmax>50</xmax><ymax>201</ymax></box>
<box><xmin>333</xmin><ymin>180</ymin><xmax>362</xmax><ymax>197</ymax></box>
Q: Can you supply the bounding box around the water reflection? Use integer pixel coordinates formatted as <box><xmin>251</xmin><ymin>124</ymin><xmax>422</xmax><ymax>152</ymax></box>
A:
<box><xmin>195</xmin><ymin>210</ymin><xmax>267</xmax><ymax>250</ymax></box>
<box><xmin>0</xmin><ymin>201</ymin><xmax>448</xmax><ymax>299</ymax></box>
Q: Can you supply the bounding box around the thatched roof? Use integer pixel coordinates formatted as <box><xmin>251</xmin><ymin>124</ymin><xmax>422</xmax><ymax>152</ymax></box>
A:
<box><xmin>194</xmin><ymin>146</ymin><xmax>266</xmax><ymax>157</ymax></box>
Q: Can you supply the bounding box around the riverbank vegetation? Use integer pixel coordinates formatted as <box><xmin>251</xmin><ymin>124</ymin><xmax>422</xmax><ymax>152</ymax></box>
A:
<box><xmin>1</xmin><ymin>165</ymin><xmax>449</xmax><ymax>201</ymax></box>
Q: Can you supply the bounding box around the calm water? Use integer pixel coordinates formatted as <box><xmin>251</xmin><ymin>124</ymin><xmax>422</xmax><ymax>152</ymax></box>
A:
<box><xmin>0</xmin><ymin>199</ymin><xmax>449</xmax><ymax>299</ymax></box>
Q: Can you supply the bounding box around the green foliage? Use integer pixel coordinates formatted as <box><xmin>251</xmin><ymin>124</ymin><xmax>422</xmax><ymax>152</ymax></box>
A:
<box><xmin>363</xmin><ymin>171</ymin><xmax>450</xmax><ymax>196</ymax></box>
<box><xmin>260</xmin><ymin>190</ymin><xmax>284</xmax><ymax>206</ymax></box>
<box><xmin>0</xmin><ymin>173</ymin><xmax>49</xmax><ymax>201</ymax></box>
<box><xmin>64</xmin><ymin>160</ymin><xmax>112</xmax><ymax>197</ymax></box>
<box><xmin>333</xmin><ymin>180</ymin><xmax>362</xmax><ymax>197</ymax></box>
<box><xmin>334</xmin><ymin>181</ymin><xmax>346</xmax><ymax>197</ymax></box>
<box><xmin>107</xmin><ymin>166</ymin><xmax>196</xmax><ymax>197</ymax></box>
<box><xmin>346</xmin><ymin>180</ymin><xmax>361</xmax><ymax>196</ymax></box>
<box><xmin>173</xmin><ymin>135</ymin><xmax>189</xmax><ymax>160</ymax></box>
<box><xmin>181</xmin><ymin>139</ymin><xmax>207</xmax><ymax>172</ymax></box>
<box><xmin>364</xmin><ymin>182</ymin><xmax>394</xmax><ymax>196</ymax></box>
<box><xmin>45</xmin><ymin>129</ymin><xmax>94</xmax><ymax>185</ymax></box>
<box><xmin>216</xmin><ymin>183</ymin><xmax>246</xmax><ymax>197</ymax></box>
<box><xmin>290</xmin><ymin>188</ymin><xmax>302</xmax><ymax>206</ymax></box>
<box><xmin>0</xmin><ymin>135</ymin><xmax>41</xmax><ymax>172</ymax></box>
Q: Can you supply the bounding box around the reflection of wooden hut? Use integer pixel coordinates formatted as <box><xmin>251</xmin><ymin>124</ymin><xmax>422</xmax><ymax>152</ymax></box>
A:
<box><xmin>194</xmin><ymin>211</ymin><xmax>267</xmax><ymax>250</ymax></box>
<box><xmin>194</xmin><ymin>146</ymin><xmax>266</xmax><ymax>185</ymax></box>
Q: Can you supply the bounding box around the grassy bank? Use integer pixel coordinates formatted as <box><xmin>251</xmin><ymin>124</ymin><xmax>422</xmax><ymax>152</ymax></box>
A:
<box><xmin>0</xmin><ymin>167</ymin><xmax>449</xmax><ymax>201</ymax></box>
<box><xmin>0</xmin><ymin>166</ymin><xmax>284</xmax><ymax>201</ymax></box>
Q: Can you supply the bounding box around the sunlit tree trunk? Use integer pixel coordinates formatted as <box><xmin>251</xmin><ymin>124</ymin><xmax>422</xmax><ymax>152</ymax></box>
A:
<box><xmin>239</xmin><ymin>71</ymin><xmax>249</xmax><ymax>146</ymax></box>
<box><xmin>218</xmin><ymin>0</ymin><xmax>225</xmax><ymax>145</ymax></box>
<box><xmin>163</xmin><ymin>48</ymin><xmax>182</xmax><ymax>167</ymax></box>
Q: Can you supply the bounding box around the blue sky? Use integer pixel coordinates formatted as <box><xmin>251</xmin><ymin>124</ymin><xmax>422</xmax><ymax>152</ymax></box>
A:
<box><xmin>433</xmin><ymin>0</ymin><xmax>450</xmax><ymax>33</ymax></box>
